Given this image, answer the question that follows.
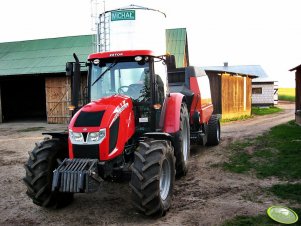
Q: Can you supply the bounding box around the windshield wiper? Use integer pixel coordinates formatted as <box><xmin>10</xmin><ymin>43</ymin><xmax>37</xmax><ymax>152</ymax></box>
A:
<box><xmin>92</xmin><ymin>60</ymin><xmax>117</xmax><ymax>86</ymax></box>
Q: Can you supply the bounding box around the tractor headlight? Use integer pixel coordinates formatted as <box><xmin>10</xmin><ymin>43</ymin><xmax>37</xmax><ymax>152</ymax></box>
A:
<box><xmin>69</xmin><ymin>129</ymin><xmax>106</xmax><ymax>144</ymax></box>
<box><xmin>87</xmin><ymin>129</ymin><xmax>106</xmax><ymax>144</ymax></box>
<box><xmin>69</xmin><ymin>130</ymin><xmax>84</xmax><ymax>144</ymax></box>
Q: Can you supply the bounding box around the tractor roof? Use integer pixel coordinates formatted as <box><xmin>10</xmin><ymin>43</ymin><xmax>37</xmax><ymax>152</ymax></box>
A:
<box><xmin>88</xmin><ymin>50</ymin><xmax>156</xmax><ymax>60</ymax></box>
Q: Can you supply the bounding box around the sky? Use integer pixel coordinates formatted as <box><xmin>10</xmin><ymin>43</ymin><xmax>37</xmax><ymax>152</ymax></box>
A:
<box><xmin>0</xmin><ymin>0</ymin><xmax>300</xmax><ymax>87</ymax></box>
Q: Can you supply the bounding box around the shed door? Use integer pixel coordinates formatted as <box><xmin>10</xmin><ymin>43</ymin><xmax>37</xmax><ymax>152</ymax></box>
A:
<box><xmin>45</xmin><ymin>77</ymin><xmax>71</xmax><ymax>124</ymax></box>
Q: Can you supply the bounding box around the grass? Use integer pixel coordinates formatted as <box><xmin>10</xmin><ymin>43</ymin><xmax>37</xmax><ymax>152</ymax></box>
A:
<box><xmin>251</xmin><ymin>106</ymin><xmax>283</xmax><ymax>116</ymax></box>
<box><xmin>222</xmin><ymin>106</ymin><xmax>283</xmax><ymax>124</ymax></box>
<box><xmin>222</xmin><ymin>209</ymin><xmax>301</xmax><ymax>226</ymax></box>
<box><xmin>223</xmin><ymin>121</ymin><xmax>301</xmax><ymax>179</ymax></box>
<box><xmin>269</xmin><ymin>183</ymin><xmax>301</xmax><ymax>203</ymax></box>
<box><xmin>221</xmin><ymin>115</ymin><xmax>253</xmax><ymax>123</ymax></box>
<box><xmin>278</xmin><ymin>88</ymin><xmax>295</xmax><ymax>102</ymax></box>
<box><xmin>221</xmin><ymin>121</ymin><xmax>301</xmax><ymax>225</ymax></box>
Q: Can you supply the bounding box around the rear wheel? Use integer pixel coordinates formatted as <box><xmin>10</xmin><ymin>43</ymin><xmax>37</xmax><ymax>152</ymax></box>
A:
<box><xmin>207</xmin><ymin>115</ymin><xmax>221</xmax><ymax>146</ymax></box>
<box><xmin>174</xmin><ymin>103</ymin><xmax>190</xmax><ymax>177</ymax></box>
<box><xmin>23</xmin><ymin>138</ymin><xmax>73</xmax><ymax>208</ymax></box>
<box><xmin>130</xmin><ymin>140</ymin><xmax>175</xmax><ymax>216</ymax></box>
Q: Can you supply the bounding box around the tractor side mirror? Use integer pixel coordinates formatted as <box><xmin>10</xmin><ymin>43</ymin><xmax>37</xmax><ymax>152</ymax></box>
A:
<box><xmin>66</xmin><ymin>62</ymin><xmax>73</xmax><ymax>76</ymax></box>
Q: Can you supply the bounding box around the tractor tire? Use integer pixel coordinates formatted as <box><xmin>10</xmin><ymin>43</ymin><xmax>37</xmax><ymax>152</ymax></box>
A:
<box><xmin>174</xmin><ymin>103</ymin><xmax>190</xmax><ymax>177</ymax></box>
<box><xmin>207</xmin><ymin>115</ymin><xmax>221</xmax><ymax>146</ymax></box>
<box><xmin>130</xmin><ymin>140</ymin><xmax>175</xmax><ymax>216</ymax></box>
<box><xmin>23</xmin><ymin>138</ymin><xmax>73</xmax><ymax>208</ymax></box>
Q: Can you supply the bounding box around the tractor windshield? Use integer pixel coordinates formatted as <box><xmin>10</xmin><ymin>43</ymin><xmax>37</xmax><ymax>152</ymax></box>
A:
<box><xmin>90</xmin><ymin>59</ymin><xmax>150</xmax><ymax>102</ymax></box>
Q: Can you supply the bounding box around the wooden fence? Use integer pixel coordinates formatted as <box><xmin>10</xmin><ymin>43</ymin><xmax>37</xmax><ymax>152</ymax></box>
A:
<box><xmin>221</xmin><ymin>73</ymin><xmax>252</xmax><ymax>119</ymax></box>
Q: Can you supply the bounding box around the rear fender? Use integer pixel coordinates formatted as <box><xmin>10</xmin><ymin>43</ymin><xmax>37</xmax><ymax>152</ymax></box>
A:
<box><xmin>161</xmin><ymin>93</ymin><xmax>185</xmax><ymax>133</ymax></box>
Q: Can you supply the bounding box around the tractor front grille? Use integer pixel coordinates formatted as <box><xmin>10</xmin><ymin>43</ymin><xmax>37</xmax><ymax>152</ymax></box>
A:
<box><xmin>74</xmin><ymin>111</ymin><xmax>105</xmax><ymax>127</ymax></box>
<box><xmin>73</xmin><ymin>144</ymin><xmax>99</xmax><ymax>159</ymax></box>
<box><xmin>109</xmin><ymin>117</ymin><xmax>119</xmax><ymax>153</ymax></box>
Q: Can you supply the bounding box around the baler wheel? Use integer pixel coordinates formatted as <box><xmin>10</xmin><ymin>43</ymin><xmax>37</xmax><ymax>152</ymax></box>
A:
<box><xmin>130</xmin><ymin>140</ymin><xmax>175</xmax><ymax>216</ymax></box>
<box><xmin>174</xmin><ymin>103</ymin><xmax>190</xmax><ymax>177</ymax></box>
<box><xmin>23</xmin><ymin>138</ymin><xmax>73</xmax><ymax>208</ymax></box>
<box><xmin>207</xmin><ymin>114</ymin><xmax>221</xmax><ymax>145</ymax></box>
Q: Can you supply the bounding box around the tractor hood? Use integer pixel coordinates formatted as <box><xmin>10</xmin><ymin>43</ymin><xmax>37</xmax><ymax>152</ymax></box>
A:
<box><xmin>68</xmin><ymin>95</ymin><xmax>135</xmax><ymax>161</ymax></box>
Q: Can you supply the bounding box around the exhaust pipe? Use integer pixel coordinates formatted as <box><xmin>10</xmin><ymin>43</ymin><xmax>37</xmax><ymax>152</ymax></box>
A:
<box><xmin>65</xmin><ymin>53</ymin><xmax>83</xmax><ymax>116</ymax></box>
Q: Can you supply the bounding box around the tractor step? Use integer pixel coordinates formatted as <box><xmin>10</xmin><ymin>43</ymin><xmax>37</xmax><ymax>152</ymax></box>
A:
<box><xmin>52</xmin><ymin>158</ymin><xmax>102</xmax><ymax>193</ymax></box>
<box><xmin>190</xmin><ymin>131</ymin><xmax>207</xmax><ymax>145</ymax></box>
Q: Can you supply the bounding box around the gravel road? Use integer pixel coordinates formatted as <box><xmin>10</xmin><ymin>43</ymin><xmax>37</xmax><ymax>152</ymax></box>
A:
<box><xmin>0</xmin><ymin>101</ymin><xmax>295</xmax><ymax>225</ymax></box>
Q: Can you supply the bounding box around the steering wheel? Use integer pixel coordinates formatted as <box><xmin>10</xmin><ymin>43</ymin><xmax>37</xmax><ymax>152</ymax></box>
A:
<box><xmin>118</xmin><ymin>86</ymin><xmax>130</xmax><ymax>94</ymax></box>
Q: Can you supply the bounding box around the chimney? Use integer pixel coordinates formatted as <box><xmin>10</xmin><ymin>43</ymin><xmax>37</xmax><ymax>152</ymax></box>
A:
<box><xmin>224</xmin><ymin>62</ymin><xmax>228</xmax><ymax>67</ymax></box>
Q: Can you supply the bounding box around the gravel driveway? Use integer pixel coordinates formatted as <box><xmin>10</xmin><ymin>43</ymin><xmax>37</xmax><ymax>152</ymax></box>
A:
<box><xmin>0</xmin><ymin>101</ymin><xmax>295</xmax><ymax>225</ymax></box>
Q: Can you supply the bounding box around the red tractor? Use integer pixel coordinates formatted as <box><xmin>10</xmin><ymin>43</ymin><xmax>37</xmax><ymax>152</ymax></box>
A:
<box><xmin>23</xmin><ymin>50</ymin><xmax>220</xmax><ymax>216</ymax></box>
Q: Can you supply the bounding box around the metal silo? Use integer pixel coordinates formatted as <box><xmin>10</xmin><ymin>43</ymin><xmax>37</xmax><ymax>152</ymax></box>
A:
<box><xmin>96</xmin><ymin>4</ymin><xmax>166</xmax><ymax>55</ymax></box>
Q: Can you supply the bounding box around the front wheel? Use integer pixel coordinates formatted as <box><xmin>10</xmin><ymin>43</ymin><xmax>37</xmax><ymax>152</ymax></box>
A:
<box><xmin>23</xmin><ymin>138</ymin><xmax>73</xmax><ymax>208</ymax></box>
<box><xmin>130</xmin><ymin>140</ymin><xmax>175</xmax><ymax>216</ymax></box>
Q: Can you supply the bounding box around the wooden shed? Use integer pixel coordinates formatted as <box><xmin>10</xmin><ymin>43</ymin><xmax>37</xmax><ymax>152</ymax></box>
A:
<box><xmin>204</xmin><ymin>70</ymin><xmax>256</xmax><ymax>120</ymax></box>
<box><xmin>0</xmin><ymin>35</ymin><xmax>92</xmax><ymax>124</ymax></box>
<box><xmin>289</xmin><ymin>64</ymin><xmax>301</xmax><ymax>125</ymax></box>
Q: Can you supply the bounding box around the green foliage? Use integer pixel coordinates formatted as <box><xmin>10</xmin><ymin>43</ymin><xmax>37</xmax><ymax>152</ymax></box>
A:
<box><xmin>252</xmin><ymin>106</ymin><xmax>283</xmax><ymax>116</ymax></box>
<box><xmin>221</xmin><ymin>115</ymin><xmax>253</xmax><ymax>123</ymax></box>
<box><xmin>222</xmin><ymin>120</ymin><xmax>301</xmax><ymax>226</ymax></box>
<box><xmin>269</xmin><ymin>184</ymin><xmax>301</xmax><ymax>203</ymax></box>
<box><xmin>223</xmin><ymin>121</ymin><xmax>301</xmax><ymax>179</ymax></box>
<box><xmin>222</xmin><ymin>211</ymin><xmax>301</xmax><ymax>226</ymax></box>
<box><xmin>222</xmin><ymin>215</ymin><xmax>277</xmax><ymax>226</ymax></box>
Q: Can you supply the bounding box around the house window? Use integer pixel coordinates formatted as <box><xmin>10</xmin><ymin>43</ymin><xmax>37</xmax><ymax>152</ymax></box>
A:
<box><xmin>252</xmin><ymin>87</ymin><xmax>262</xmax><ymax>94</ymax></box>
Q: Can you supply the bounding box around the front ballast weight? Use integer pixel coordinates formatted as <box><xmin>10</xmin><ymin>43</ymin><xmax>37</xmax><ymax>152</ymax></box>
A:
<box><xmin>52</xmin><ymin>158</ymin><xmax>102</xmax><ymax>193</ymax></box>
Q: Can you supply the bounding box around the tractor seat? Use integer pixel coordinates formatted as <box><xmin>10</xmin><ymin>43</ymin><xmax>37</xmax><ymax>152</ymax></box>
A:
<box><xmin>127</xmin><ymin>84</ymin><xmax>145</xmax><ymax>100</ymax></box>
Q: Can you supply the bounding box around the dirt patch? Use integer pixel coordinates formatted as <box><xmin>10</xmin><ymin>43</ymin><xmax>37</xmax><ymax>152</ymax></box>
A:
<box><xmin>0</xmin><ymin>102</ymin><xmax>296</xmax><ymax>225</ymax></box>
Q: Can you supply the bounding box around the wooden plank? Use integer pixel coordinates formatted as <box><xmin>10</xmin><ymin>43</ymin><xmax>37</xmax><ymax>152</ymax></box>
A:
<box><xmin>296</xmin><ymin>70</ymin><xmax>301</xmax><ymax>125</ymax></box>
<box><xmin>45</xmin><ymin>74</ymin><xmax>88</xmax><ymax>124</ymax></box>
<box><xmin>45</xmin><ymin>77</ymin><xmax>71</xmax><ymax>124</ymax></box>
<box><xmin>207</xmin><ymin>72</ymin><xmax>222</xmax><ymax>114</ymax></box>
<box><xmin>0</xmin><ymin>85</ymin><xmax>2</xmax><ymax>123</ymax></box>
<box><xmin>221</xmin><ymin>74</ymin><xmax>251</xmax><ymax>120</ymax></box>
<box><xmin>296</xmin><ymin>70</ymin><xmax>301</xmax><ymax>111</ymax></box>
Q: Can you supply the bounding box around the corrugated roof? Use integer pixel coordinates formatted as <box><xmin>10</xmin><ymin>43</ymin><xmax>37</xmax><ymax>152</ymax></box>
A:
<box><xmin>0</xmin><ymin>35</ymin><xmax>93</xmax><ymax>76</ymax></box>
<box><xmin>166</xmin><ymin>28</ymin><xmax>187</xmax><ymax>67</ymax></box>
<box><xmin>202</xmin><ymin>65</ymin><xmax>275</xmax><ymax>81</ymax></box>
<box><xmin>0</xmin><ymin>29</ymin><xmax>187</xmax><ymax>76</ymax></box>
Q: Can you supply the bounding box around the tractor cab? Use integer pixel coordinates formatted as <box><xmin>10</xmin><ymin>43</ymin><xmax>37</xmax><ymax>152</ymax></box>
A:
<box><xmin>88</xmin><ymin>50</ymin><xmax>168</xmax><ymax>134</ymax></box>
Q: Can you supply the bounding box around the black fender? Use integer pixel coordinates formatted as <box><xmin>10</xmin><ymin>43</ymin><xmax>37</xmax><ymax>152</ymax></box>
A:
<box><xmin>42</xmin><ymin>132</ymin><xmax>69</xmax><ymax>140</ymax></box>
<box><xmin>143</xmin><ymin>132</ymin><xmax>175</xmax><ymax>147</ymax></box>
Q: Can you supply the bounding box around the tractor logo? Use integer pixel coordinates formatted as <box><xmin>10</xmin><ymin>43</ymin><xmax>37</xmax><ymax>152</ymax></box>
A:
<box><xmin>109</xmin><ymin>53</ymin><xmax>123</xmax><ymax>57</ymax></box>
<box><xmin>111</xmin><ymin>100</ymin><xmax>129</xmax><ymax>124</ymax></box>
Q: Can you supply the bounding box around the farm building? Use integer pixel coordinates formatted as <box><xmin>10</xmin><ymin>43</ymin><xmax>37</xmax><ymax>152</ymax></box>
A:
<box><xmin>0</xmin><ymin>35</ymin><xmax>92</xmax><ymax>124</ymax></box>
<box><xmin>0</xmin><ymin>28</ymin><xmax>188</xmax><ymax>124</ymax></box>
<box><xmin>289</xmin><ymin>64</ymin><xmax>301</xmax><ymax>125</ymax></box>
<box><xmin>204</xmin><ymin>63</ymin><xmax>277</xmax><ymax>107</ymax></box>
<box><xmin>202</xmin><ymin>66</ymin><xmax>256</xmax><ymax>120</ymax></box>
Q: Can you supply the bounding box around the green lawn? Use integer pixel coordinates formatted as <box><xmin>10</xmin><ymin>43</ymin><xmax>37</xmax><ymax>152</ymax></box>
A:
<box><xmin>221</xmin><ymin>121</ymin><xmax>301</xmax><ymax>225</ymax></box>
<box><xmin>222</xmin><ymin>209</ymin><xmax>301</xmax><ymax>226</ymax></box>
<box><xmin>278</xmin><ymin>88</ymin><xmax>295</xmax><ymax>102</ymax></box>
<box><xmin>223</xmin><ymin>121</ymin><xmax>301</xmax><ymax>179</ymax></box>
<box><xmin>251</xmin><ymin>106</ymin><xmax>283</xmax><ymax>116</ymax></box>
